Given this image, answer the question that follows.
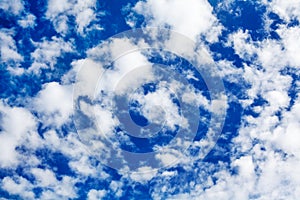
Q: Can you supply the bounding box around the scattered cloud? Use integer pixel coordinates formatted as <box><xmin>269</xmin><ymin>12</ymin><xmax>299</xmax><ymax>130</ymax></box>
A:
<box><xmin>129</xmin><ymin>0</ymin><xmax>222</xmax><ymax>41</ymax></box>
<box><xmin>0</xmin><ymin>0</ymin><xmax>24</xmax><ymax>16</ymax></box>
<box><xmin>29</xmin><ymin>36</ymin><xmax>74</xmax><ymax>74</ymax></box>
<box><xmin>1</xmin><ymin>0</ymin><xmax>300</xmax><ymax>199</ymax></box>
<box><xmin>46</xmin><ymin>0</ymin><xmax>103</xmax><ymax>36</ymax></box>
<box><xmin>32</xmin><ymin>82</ymin><xmax>73</xmax><ymax>127</ymax></box>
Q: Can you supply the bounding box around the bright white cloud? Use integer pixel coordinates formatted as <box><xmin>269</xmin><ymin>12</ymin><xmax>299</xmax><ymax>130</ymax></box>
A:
<box><xmin>68</xmin><ymin>156</ymin><xmax>96</xmax><ymax>176</ymax></box>
<box><xmin>31</xmin><ymin>168</ymin><xmax>57</xmax><ymax>187</ymax></box>
<box><xmin>1</xmin><ymin>0</ymin><xmax>299</xmax><ymax>199</ymax></box>
<box><xmin>130</xmin><ymin>82</ymin><xmax>188</xmax><ymax>130</ymax></box>
<box><xmin>1</xmin><ymin>176</ymin><xmax>35</xmax><ymax>199</ymax></box>
<box><xmin>277</xmin><ymin>26</ymin><xmax>300</xmax><ymax>68</ymax></box>
<box><xmin>109</xmin><ymin>180</ymin><xmax>123</xmax><ymax>197</ymax></box>
<box><xmin>38</xmin><ymin>176</ymin><xmax>78</xmax><ymax>199</ymax></box>
<box><xmin>228</xmin><ymin>21</ymin><xmax>300</xmax><ymax>70</ymax></box>
<box><xmin>30</xmin><ymin>168</ymin><xmax>79</xmax><ymax>199</ymax></box>
<box><xmin>87</xmin><ymin>189</ymin><xmax>106</xmax><ymax>200</ymax></box>
<box><xmin>272</xmin><ymin>95</ymin><xmax>300</xmax><ymax>156</ymax></box>
<box><xmin>0</xmin><ymin>101</ymin><xmax>41</xmax><ymax>168</ymax></box>
<box><xmin>217</xmin><ymin>13</ymin><xmax>300</xmax><ymax>199</ymax></box>
<box><xmin>29</xmin><ymin>36</ymin><xmax>73</xmax><ymax>74</ymax></box>
<box><xmin>33</xmin><ymin>82</ymin><xmax>73</xmax><ymax>127</ymax></box>
<box><xmin>267</xmin><ymin>0</ymin><xmax>300</xmax><ymax>23</ymax></box>
<box><xmin>0</xmin><ymin>30</ymin><xmax>23</xmax><ymax>64</ymax></box>
<box><xmin>46</xmin><ymin>0</ymin><xmax>101</xmax><ymax>35</ymax></box>
<box><xmin>130</xmin><ymin>0</ymin><xmax>222</xmax><ymax>41</ymax></box>
<box><xmin>129</xmin><ymin>166</ymin><xmax>157</xmax><ymax>182</ymax></box>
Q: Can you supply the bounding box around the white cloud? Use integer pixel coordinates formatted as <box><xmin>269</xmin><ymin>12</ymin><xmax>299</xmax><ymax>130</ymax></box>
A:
<box><xmin>155</xmin><ymin>151</ymin><xmax>179</xmax><ymax>167</ymax></box>
<box><xmin>38</xmin><ymin>176</ymin><xmax>78</xmax><ymax>199</ymax></box>
<box><xmin>61</xmin><ymin>59</ymin><xmax>83</xmax><ymax>84</ymax></box>
<box><xmin>226</xmin><ymin>29</ymin><xmax>257</xmax><ymax>62</ymax></box>
<box><xmin>68</xmin><ymin>156</ymin><xmax>96</xmax><ymax>176</ymax></box>
<box><xmin>232</xmin><ymin>156</ymin><xmax>255</xmax><ymax>180</ymax></box>
<box><xmin>75</xmin><ymin>8</ymin><xmax>95</xmax><ymax>34</ymax></box>
<box><xmin>33</xmin><ymin>82</ymin><xmax>73</xmax><ymax>127</ymax></box>
<box><xmin>129</xmin><ymin>166</ymin><xmax>157</xmax><ymax>182</ymax></box>
<box><xmin>87</xmin><ymin>189</ymin><xmax>106</xmax><ymax>200</ymax></box>
<box><xmin>46</xmin><ymin>0</ymin><xmax>101</xmax><ymax>35</ymax></box>
<box><xmin>46</xmin><ymin>0</ymin><xmax>71</xmax><ymax>17</ymax></box>
<box><xmin>130</xmin><ymin>0</ymin><xmax>222</xmax><ymax>41</ymax></box>
<box><xmin>277</xmin><ymin>26</ymin><xmax>300</xmax><ymax>68</ymax></box>
<box><xmin>228</xmin><ymin>22</ymin><xmax>300</xmax><ymax>70</ymax></box>
<box><xmin>211</xmin><ymin>93</ymin><xmax>228</xmax><ymax>115</ymax></box>
<box><xmin>254</xmin><ymin>152</ymin><xmax>300</xmax><ymax>199</ymax></box>
<box><xmin>42</xmin><ymin>129</ymin><xmax>111</xmax><ymax>180</ymax></box>
<box><xmin>134</xmin><ymin>1</ymin><xmax>300</xmax><ymax>199</ymax></box>
<box><xmin>256</xmin><ymin>39</ymin><xmax>284</xmax><ymax>69</ymax></box>
<box><xmin>0</xmin><ymin>0</ymin><xmax>24</xmax><ymax>15</ymax></box>
<box><xmin>225</xmin><ymin>27</ymin><xmax>300</xmax><ymax>198</ymax></box>
<box><xmin>109</xmin><ymin>180</ymin><xmax>123</xmax><ymax>197</ymax></box>
<box><xmin>267</xmin><ymin>0</ymin><xmax>300</xmax><ymax>23</ymax></box>
<box><xmin>30</xmin><ymin>168</ymin><xmax>78</xmax><ymax>199</ymax></box>
<box><xmin>0</xmin><ymin>28</ymin><xmax>25</xmax><ymax>75</ymax></box>
<box><xmin>264</xmin><ymin>90</ymin><xmax>289</xmax><ymax>109</ymax></box>
<box><xmin>96</xmin><ymin>52</ymin><xmax>154</xmax><ymax>96</ymax></box>
<box><xmin>0</xmin><ymin>101</ymin><xmax>41</xmax><ymax>168</ymax></box>
<box><xmin>46</xmin><ymin>0</ymin><xmax>71</xmax><ymax>35</ymax></box>
<box><xmin>72</xmin><ymin>58</ymin><xmax>104</xmax><ymax>100</ymax></box>
<box><xmin>227</xmin><ymin>28</ymin><xmax>295</xmax><ymax>107</ymax></box>
<box><xmin>29</xmin><ymin>36</ymin><xmax>73</xmax><ymax>74</ymax></box>
<box><xmin>272</xmin><ymin>95</ymin><xmax>300</xmax><ymax>156</ymax></box>
<box><xmin>0</xmin><ymin>30</ymin><xmax>23</xmax><ymax>64</ymax></box>
<box><xmin>93</xmin><ymin>104</ymin><xmax>118</xmax><ymax>136</ymax></box>
<box><xmin>57</xmin><ymin>132</ymin><xmax>88</xmax><ymax>160</ymax></box>
<box><xmin>31</xmin><ymin>168</ymin><xmax>57</xmax><ymax>187</ymax></box>
<box><xmin>130</xmin><ymin>82</ymin><xmax>188</xmax><ymax>130</ymax></box>
<box><xmin>87</xmin><ymin>37</ymin><xmax>155</xmax><ymax>96</ymax></box>
<box><xmin>18</xmin><ymin>14</ymin><xmax>36</xmax><ymax>28</ymax></box>
<box><xmin>1</xmin><ymin>176</ymin><xmax>35</xmax><ymax>199</ymax></box>
<box><xmin>42</xmin><ymin>130</ymin><xmax>61</xmax><ymax>149</ymax></box>
<box><xmin>53</xmin><ymin>15</ymin><xmax>69</xmax><ymax>35</ymax></box>
<box><xmin>0</xmin><ymin>1</ymin><xmax>294</xmax><ymax>199</ymax></box>
<box><xmin>73</xmin><ymin>27</ymin><xmax>228</xmax><ymax>174</ymax></box>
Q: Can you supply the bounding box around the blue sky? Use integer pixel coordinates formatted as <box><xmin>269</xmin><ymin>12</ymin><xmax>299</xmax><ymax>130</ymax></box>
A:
<box><xmin>1</xmin><ymin>0</ymin><xmax>300</xmax><ymax>199</ymax></box>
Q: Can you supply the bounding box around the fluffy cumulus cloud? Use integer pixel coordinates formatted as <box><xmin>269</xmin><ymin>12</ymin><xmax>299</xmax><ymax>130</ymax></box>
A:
<box><xmin>0</xmin><ymin>101</ymin><xmax>41</xmax><ymax>168</ymax></box>
<box><xmin>46</xmin><ymin>0</ymin><xmax>103</xmax><ymax>35</ymax></box>
<box><xmin>1</xmin><ymin>0</ymin><xmax>300</xmax><ymax>199</ymax></box>
<box><xmin>1</xmin><ymin>176</ymin><xmax>35</xmax><ymax>199</ymax></box>
<box><xmin>268</xmin><ymin>0</ymin><xmax>300</xmax><ymax>23</ymax></box>
<box><xmin>33</xmin><ymin>82</ymin><xmax>73</xmax><ymax>127</ymax></box>
<box><xmin>167</xmin><ymin>1</ymin><xmax>300</xmax><ymax>199</ymax></box>
<box><xmin>0</xmin><ymin>29</ymin><xmax>23</xmax><ymax>62</ymax></box>
<box><xmin>87</xmin><ymin>189</ymin><xmax>106</xmax><ymax>200</ymax></box>
<box><xmin>29</xmin><ymin>36</ymin><xmax>74</xmax><ymax>74</ymax></box>
<box><xmin>121</xmin><ymin>0</ymin><xmax>300</xmax><ymax>199</ymax></box>
<box><xmin>129</xmin><ymin>0</ymin><xmax>222</xmax><ymax>41</ymax></box>
<box><xmin>18</xmin><ymin>14</ymin><xmax>36</xmax><ymax>28</ymax></box>
<box><xmin>0</xmin><ymin>0</ymin><xmax>24</xmax><ymax>16</ymax></box>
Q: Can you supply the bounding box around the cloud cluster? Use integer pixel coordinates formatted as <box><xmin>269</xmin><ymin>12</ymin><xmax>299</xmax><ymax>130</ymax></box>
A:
<box><xmin>128</xmin><ymin>0</ymin><xmax>222</xmax><ymax>42</ymax></box>
<box><xmin>1</xmin><ymin>0</ymin><xmax>300</xmax><ymax>199</ymax></box>
<box><xmin>46</xmin><ymin>0</ymin><xmax>103</xmax><ymax>35</ymax></box>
